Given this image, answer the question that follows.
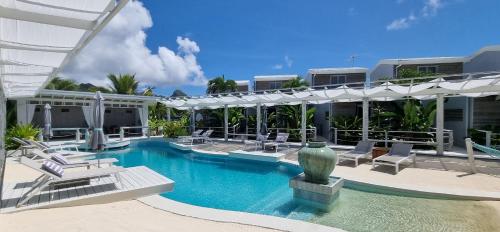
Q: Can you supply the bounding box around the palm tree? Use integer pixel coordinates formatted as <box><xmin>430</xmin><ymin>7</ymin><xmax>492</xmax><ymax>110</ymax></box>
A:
<box><xmin>282</xmin><ymin>76</ymin><xmax>309</xmax><ymax>89</ymax></box>
<box><xmin>45</xmin><ymin>77</ymin><xmax>79</xmax><ymax>91</ymax></box>
<box><xmin>142</xmin><ymin>86</ymin><xmax>155</xmax><ymax>96</ymax></box>
<box><xmin>88</xmin><ymin>86</ymin><xmax>112</xmax><ymax>93</ymax></box>
<box><xmin>107</xmin><ymin>73</ymin><xmax>139</xmax><ymax>95</ymax></box>
<box><xmin>206</xmin><ymin>75</ymin><xmax>237</xmax><ymax>94</ymax></box>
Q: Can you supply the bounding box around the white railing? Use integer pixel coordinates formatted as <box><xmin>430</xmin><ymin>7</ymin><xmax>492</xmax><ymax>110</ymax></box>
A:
<box><xmin>474</xmin><ymin>129</ymin><xmax>500</xmax><ymax>148</ymax></box>
<box><xmin>50</xmin><ymin>128</ymin><xmax>89</xmax><ymax>143</ymax></box>
<box><xmin>119</xmin><ymin>126</ymin><xmax>150</xmax><ymax>141</ymax></box>
<box><xmin>330</xmin><ymin>127</ymin><xmax>454</xmax><ymax>150</ymax></box>
<box><xmin>235</xmin><ymin>127</ymin><xmax>317</xmax><ymax>141</ymax></box>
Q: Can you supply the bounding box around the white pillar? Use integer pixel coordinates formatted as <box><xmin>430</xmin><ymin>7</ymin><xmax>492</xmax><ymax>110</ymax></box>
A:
<box><xmin>362</xmin><ymin>98</ymin><xmax>369</xmax><ymax>141</ymax></box>
<box><xmin>256</xmin><ymin>103</ymin><xmax>261</xmax><ymax>135</ymax></box>
<box><xmin>301</xmin><ymin>100</ymin><xmax>307</xmax><ymax>146</ymax></box>
<box><xmin>191</xmin><ymin>107</ymin><xmax>196</xmax><ymax>133</ymax></box>
<box><xmin>224</xmin><ymin>104</ymin><xmax>228</xmax><ymax>142</ymax></box>
<box><xmin>436</xmin><ymin>94</ymin><xmax>444</xmax><ymax>155</ymax></box>
<box><xmin>166</xmin><ymin>108</ymin><xmax>171</xmax><ymax>121</ymax></box>
<box><xmin>0</xmin><ymin>89</ymin><xmax>7</xmax><ymax>207</ymax></box>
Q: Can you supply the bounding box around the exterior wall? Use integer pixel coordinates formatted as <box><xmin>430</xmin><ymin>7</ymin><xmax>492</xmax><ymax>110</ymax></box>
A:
<box><xmin>104</xmin><ymin>108</ymin><xmax>139</xmax><ymax>134</ymax></box>
<box><xmin>442</xmin><ymin>97</ymin><xmax>469</xmax><ymax>147</ymax></box>
<box><xmin>394</xmin><ymin>62</ymin><xmax>463</xmax><ymax>77</ymax></box>
<box><xmin>236</xmin><ymin>85</ymin><xmax>249</xmax><ymax>92</ymax></box>
<box><xmin>32</xmin><ymin>106</ymin><xmax>87</xmax><ymax>128</ymax></box>
<box><xmin>370</xmin><ymin>64</ymin><xmax>394</xmax><ymax>81</ymax></box>
<box><xmin>313</xmin><ymin>103</ymin><xmax>331</xmax><ymax>138</ymax></box>
<box><xmin>464</xmin><ymin>51</ymin><xmax>500</xmax><ymax>73</ymax></box>
<box><xmin>312</xmin><ymin>73</ymin><xmax>366</xmax><ymax>87</ymax></box>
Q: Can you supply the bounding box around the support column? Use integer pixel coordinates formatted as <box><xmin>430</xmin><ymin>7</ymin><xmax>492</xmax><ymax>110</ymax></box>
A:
<box><xmin>191</xmin><ymin>107</ymin><xmax>196</xmax><ymax>133</ymax></box>
<box><xmin>362</xmin><ymin>98</ymin><xmax>369</xmax><ymax>141</ymax></box>
<box><xmin>301</xmin><ymin>100</ymin><xmax>307</xmax><ymax>146</ymax></box>
<box><xmin>224</xmin><ymin>104</ymin><xmax>228</xmax><ymax>142</ymax></box>
<box><xmin>0</xmin><ymin>89</ymin><xmax>6</xmax><ymax>207</ymax></box>
<box><xmin>436</xmin><ymin>94</ymin><xmax>444</xmax><ymax>155</ymax></box>
<box><xmin>256</xmin><ymin>103</ymin><xmax>261</xmax><ymax>136</ymax></box>
<box><xmin>166</xmin><ymin>108</ymin><xmax>171</xmax><ymax>121</ymax></box>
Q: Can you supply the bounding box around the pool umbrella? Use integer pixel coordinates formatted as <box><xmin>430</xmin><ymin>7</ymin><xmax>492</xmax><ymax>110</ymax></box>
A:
<box><xmin>89</xmin><ymin>91</ymin><xmax>106</xmax><ymax>151</ymax></box>
<box><xmin>260</xmin><ymin>105</ymin><xmax>268</xmax><ymax>136</ymax></box>
<box><xmin>43</xmin><ymin>104</ymin><xmax>52</xmax><ymax>142</ymax></box>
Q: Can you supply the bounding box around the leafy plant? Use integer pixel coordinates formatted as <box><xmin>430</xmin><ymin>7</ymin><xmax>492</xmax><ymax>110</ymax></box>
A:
<box><xmin>163</xmin><ymin>117</ymin><xmax>189</xmax><ymax>138</ymax></box>
<box><xmin>6</xmin><ymin>124</ymin><xmax>40</xmax><ymax>150</ymax></box>
<box><xmin>206</xmin><ymin>75</ymin><xmax>237</xmax><ymax>94</ymax></box>
<box><xmin>400</xmin><ymin>100</ymin><xmax>436</xmax><ymax>131</ymax></box>
<box><xmin>45</xmin><ymin>77</ymin><xmax>79</xmax><ymax>91</ymax></box>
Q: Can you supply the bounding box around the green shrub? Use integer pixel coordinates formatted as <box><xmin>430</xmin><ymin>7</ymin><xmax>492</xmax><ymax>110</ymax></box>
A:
<box><xmin>6</xmin><ymin>124</ymin><xmax>40</xmax><ymax>150</ymax></box>
<box><xmin>163</xmin><ymin>117</ymin><xmax>189</xmax><ymax>138</ymax></box>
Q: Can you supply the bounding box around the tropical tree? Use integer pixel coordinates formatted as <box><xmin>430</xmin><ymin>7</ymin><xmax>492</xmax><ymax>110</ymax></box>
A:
<box><xmin>88</xmin><ymin>86</ymin><xmax>112</xmax><ymax>93</ymax></box>
<box><xmin>206</xmin><ymin>75</ymin><xmax>237</xmax><ymax>94</ymax></box>
<box><xmin>400</xmin><ymin>100</ymin><xmax>436</xmax><ymax>131</ymax></box>
<box><xmin>142</xmin><ymin>86</ymin><xmax>155</xmax><ymax>96</ymax></box>
<box><xmin>107</xmin><ymin>73</ymin><xmax>139</xmax><ymax>94</ymax></box>
<box><xmin>282</xmin><ymin>76</ymin><xmax>309</xmax><ymax>89</ymax></box>
<box><xmin>45</xmin><ymin>77</ymin><xmax>79</xmax><ymax>91</ymax></box>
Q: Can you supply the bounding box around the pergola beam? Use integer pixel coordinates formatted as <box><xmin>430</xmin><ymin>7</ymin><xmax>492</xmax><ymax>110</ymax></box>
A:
<box><xmin>0</xmin><ymin>6</ymin><xmax>98</xmax><ymax>30</ymax></box>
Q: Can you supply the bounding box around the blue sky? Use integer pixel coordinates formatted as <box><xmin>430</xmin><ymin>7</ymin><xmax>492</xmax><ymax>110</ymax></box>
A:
<box><xmin>65</xmin><ymin>0</ymin><xmax>500</xmax><ymax>96</ymax></box>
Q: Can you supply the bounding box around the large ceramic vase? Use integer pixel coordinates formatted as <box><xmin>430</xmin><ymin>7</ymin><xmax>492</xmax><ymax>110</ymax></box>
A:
<box><xmin>298</xmin><ymin>141</ymin><xmax>337</xmax><ymax>184</ymax></box>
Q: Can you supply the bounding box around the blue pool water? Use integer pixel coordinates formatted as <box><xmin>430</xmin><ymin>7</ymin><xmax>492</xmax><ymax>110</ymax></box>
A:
<box><xmin>99</xmin><ymin>140</ymin><xmax>500</xmax><ymax>232</ymax></box>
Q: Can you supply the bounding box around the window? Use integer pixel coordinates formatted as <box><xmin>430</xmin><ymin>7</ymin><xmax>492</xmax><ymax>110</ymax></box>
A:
<box><xmin>325</xmin><ymin>111</ymin><xmax>329</xmax><ymax>120</ymax></box>
<box><xmin>61</xmin><ymin>108</ymin><xmax>70</xmax><ymax>113</ymax></box>
<box><xmin>330</xmin><ymin>75</ymin><xmax>346</xmax><ymax>85</ymax></box>
<box><xmin>269</xmin><ymin>81</ymin><xmax>282</xmax><ymax>89</ymax></box>
<box><xmin>418</xmin><ymin>65</ymin><xmax>438</xmax><ymax>74</ymax></box>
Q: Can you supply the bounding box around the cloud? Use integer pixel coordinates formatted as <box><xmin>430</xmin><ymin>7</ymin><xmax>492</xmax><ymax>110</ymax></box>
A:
<box><xmin>272</xmin><ymin>64</ymin><xmax>283</xmax><ymax>70</ymax></box>
<box><xmin>271</xmin><ymin>56</ymin><xmax>293</xmax><ymax>70</ymax></box>
<box><xmin>61</xmin><ymin>1</ymin><xmax>207</xmax><ymax>87</ymax></box>
<box><xmin>386</xmin><ymin>0</ymin><xmax>444</xmax><ymax>31</ymax></box>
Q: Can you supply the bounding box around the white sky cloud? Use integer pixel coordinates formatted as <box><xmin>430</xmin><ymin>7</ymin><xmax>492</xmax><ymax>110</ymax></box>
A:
<box><xmin>285</xmin><ymin>55</ymin><xmax>293</xmax><ymax>68</ymax></box>
<box><xmin>61</xmin><ymin>1</ymin><xmax>207</xmax><ymax>87</ymax></box>
<box><xmin>272</xmin><ymin>64</ymin><xmax>283</xmax><ymax>70</ymax></box>
<box><xmin>272</xmin><ymin>55</ymin><xmax>293</xmax><ymax>70</ymax></box>
<box><xmin>387</xmin><ymin>0</ymin><xmax>444</xmax><ymax>31</ymax></box>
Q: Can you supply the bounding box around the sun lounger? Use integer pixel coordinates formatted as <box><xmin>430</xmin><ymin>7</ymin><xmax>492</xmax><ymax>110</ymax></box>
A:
<box><xmin>29</xmin><ymin>149</ymin><xmax>118</xmax><ymax>169</ymax></box>
<box><xmin>372</xmin><ymin>143</ymin><xmax>415</xmax><ymax>173</ymax></box>
<box><xmin>178</xmin><ymin>130</ymin><xmax>204</xmax><ymax>144</ymax></box>
<box><xmin>244</xmin><ymin>133</ymin><xmax>270</xmax><ymax>151</ymax></box>
<box><xmin>183</xmin><ymin>129</ymin><xmax>214</xmax><ymax>145</ymax></box>
<box><xmin>264</xmin><ymin>133</ymin><xmax>290</xmax><ymax>152</ymax></box>
<box><xmin>337</xmin><ymin>141</ymin><xmax>375</xmax><ymax>166</ymax></box>
<box><xmin>25</xmin><ymin>139</ymin><xmax>79</xmax><ymax>153</ymax></box>
<box><xmin>17</xmin><ymin>157</ymin><xmax>125</xmax><ymax>207</ymax></box>
<box><xmin>10</xmin><ymin>137</ymin><xmax>37</xmax><ymax>157</ymax></box>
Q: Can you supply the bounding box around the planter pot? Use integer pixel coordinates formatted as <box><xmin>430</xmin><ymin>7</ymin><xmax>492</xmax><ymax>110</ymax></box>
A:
<box><xmin>372</xmin><ymin>147</ymin><xmax>389</xmax><ymax>159</ymax></box>
<box><xmin>298</xmin><ymin>141</ymin><xmax>337</xmax><ymax>184</ymax></box>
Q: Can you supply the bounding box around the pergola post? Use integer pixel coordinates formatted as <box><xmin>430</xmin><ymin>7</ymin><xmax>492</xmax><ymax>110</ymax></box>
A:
<box><xmin>190</xmin><ymin>107</ymin><xmax>196</xmax><ymax>133</ymax></box>
<box><xmin>224</xmin><ymin>104</ymin><xmax>228</xmax><ymax>142</ymax></box>
<box><xmin>362</xmin><ymin>97</ymin><xmax>369</xmax><ymax>141</ymax></box>
<box><xmin>256</xmin><ymin>103</ymin><xmax>261</xmax><ymax>136</ymax></box>
<box><xmin>436</xmin><ymin>94</ymin><xmax>444</xmax><ymax>155</ymax></box>
<box><xmin>166</xmin><ymin>108</ymin><xmax>171</xmax><ymax>121</ymax></box>
<box><xmin>301</xmin><ymin>100</ymin><xmax>307</xmax><ymax>146</ymax></box>
<box><xmin>0</xmin><ymin>89</ymin><xmax>6</xmax><ymax>207</ymax></box>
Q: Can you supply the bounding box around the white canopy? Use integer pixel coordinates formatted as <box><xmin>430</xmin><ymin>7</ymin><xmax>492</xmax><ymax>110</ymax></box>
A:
<box><xmin>0</xmin><ymin>0</ymin><xmax>129</xmax><ymax>98</ymax></box>
<box><xmin>160</xmin><ymin>74</ymin><xmax>500</xmax><ymax>110</ymax></box>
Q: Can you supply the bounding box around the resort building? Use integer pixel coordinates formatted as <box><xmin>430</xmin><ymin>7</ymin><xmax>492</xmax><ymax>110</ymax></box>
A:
<box><xmin>307</xmin><ymin>67</ymin><xmax>369</xmax><ymax>139</ymax></box>
<box><xmin>235</xmin><ymin>80</ymin><xmax>250</xmax><ymax>92</ymax></box>
<box><xmin>254</xmin><ymin>75</ymin><xmax>299</xmax><ymax>91</ymax></box>
<box><xmin>370</xmin><ymin>45</ymin><xmax>500</xmax><ymax>147</ymax></box>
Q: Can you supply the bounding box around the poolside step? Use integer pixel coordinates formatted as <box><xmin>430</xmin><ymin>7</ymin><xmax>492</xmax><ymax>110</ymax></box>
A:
<box><xmin>229</xmin><ymin>150</ymin><xmax>286</xmax><ymax>163</ymax></box>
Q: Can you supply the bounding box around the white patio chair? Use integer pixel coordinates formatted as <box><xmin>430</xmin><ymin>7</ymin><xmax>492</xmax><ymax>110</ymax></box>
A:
<box><xmin>337</xmin><ymin>141</ymin><xmax>375</xmax><ymax>166</ymax></box>
<box><xmin>372</xmin><ymin>143</ymin><xmax>415</xmax><ymax>174</ymax></box>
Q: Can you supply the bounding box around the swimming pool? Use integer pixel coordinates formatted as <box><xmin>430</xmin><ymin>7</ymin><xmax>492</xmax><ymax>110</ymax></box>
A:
<box><xmin>99</xmin><ymin>140</ymin><xmax>500</xmax><ymax>232</ymax></box>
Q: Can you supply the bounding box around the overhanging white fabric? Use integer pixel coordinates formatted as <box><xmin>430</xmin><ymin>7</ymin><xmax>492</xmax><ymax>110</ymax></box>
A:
<box><xmin>160</xmin><ymin>74</ymin><xmax>500</xmax><ymax>110</ymax></box>
<box><xmin>0</xmin><ymin>0</ymin><xmax>129</xmax><ymax>98</ymax></box>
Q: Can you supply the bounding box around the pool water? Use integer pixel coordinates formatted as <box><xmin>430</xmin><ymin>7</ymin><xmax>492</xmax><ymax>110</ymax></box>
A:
<box><xmin>99</xmin><ymin>140</ymin><xmax>500</xmax><ymax>232</ymax></box>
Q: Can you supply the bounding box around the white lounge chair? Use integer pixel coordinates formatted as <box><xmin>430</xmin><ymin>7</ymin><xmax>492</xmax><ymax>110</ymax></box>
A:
<box><xmin>244</xmin><ymin>133</ymin><xmax>270</xmax><ymax>151</ymax></box>
<box><xmin>264</xmin><ymin>133</ymin><xmax>290</xmax><ymax>152</ymax></box>
<box><xmin>25</xmin><ymin>139</ymin><xmax>79</xmax><ymax>153</ymax></box>
<box><xmin>10</xmin><ymin>137</ymin><xmax>37</xmax><ymax>157</ymax></box>
<box><xmin>178</xmin><ymin>129</ymin><xmax>204</xmax><ymax>144</ymax></box>
<box><xmin>337</xmin><ymin>141</ymin><xmax>375</xmax><ymax>166</ymax></box>
<box><xmin>29</xmin><ymin>149</ymin><xmax>118</xmax><ymax>169</ymax></box>
<box><xmin>17</xmin><ymin>157</ymin><xmax>125</xmax><ymax>207</ymax></box>
<box><xmin>372</xmin><ymin>143</ymin><xmax>415</xmax><ymax>174</ymax></box>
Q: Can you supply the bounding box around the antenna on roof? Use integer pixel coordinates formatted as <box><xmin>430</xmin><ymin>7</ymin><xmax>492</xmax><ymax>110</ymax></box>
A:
<box><xmin>349</xmin><ymin>54</ymin><xmax>358</xmax><ymax>67</ymax></box>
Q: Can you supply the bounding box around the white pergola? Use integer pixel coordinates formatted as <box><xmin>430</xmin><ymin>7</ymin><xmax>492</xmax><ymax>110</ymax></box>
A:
<box><xmin>0</xmin><ymin>0</ymin><xmax>129</xmax><ymax>207</ymax></box>
<box><xmin>160</xmin><ymin>73</ymin><xmax>500</xmax><ymax>151</ymax></box>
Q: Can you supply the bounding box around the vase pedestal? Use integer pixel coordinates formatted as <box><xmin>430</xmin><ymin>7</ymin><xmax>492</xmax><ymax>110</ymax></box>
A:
<box><xmin>289</xmin><ymin>173</ymin><xmax>344</xmax><ymax>211</ymax></box>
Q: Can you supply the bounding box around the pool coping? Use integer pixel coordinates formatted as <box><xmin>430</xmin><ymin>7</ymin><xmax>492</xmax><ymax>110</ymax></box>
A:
<box><xmin>138</xmin><ymin>195</ymin><xmax>344</xmax><ymax>232</ymax></box>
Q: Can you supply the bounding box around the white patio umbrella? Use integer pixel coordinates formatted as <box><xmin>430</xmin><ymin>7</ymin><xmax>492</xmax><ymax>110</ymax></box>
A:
<box><xmin>43</xmin><ymin>104</ymin><xmax>52</xmax><ymax>142</ymax></box>
<box><xmin>89</xmin><ymin>91</ymin><xmax>106</xmax><ymax>151</ymax></box>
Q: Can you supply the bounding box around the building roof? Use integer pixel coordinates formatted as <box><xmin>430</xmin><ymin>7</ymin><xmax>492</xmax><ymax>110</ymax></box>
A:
<box><xmin>0</xmin><ymin>0</ymin><xmax>129</xmax><ymax>99</ymax></box>
<box><xmin>235</xmin><ymin>80</ymin><xmax>249</xmax><ymax>85</ymax></box>
<box><xmin>254</xmin><ymin>75</ymin><xmax>299</xmax><ymax>81</ymax></box>
<box><xmin>308</xmin><ymin>67</ymin><xmax>368</xmax><ymax>75</ymax></box>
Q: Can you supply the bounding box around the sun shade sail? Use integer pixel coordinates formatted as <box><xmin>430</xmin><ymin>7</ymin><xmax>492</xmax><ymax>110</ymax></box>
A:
<box><xmin>0</xmin><ymin>0</ymin><xmax>128</xmax><ymax>98</ymax></box>
<box><xmin>160</xmin><ymin>74</ymin><xmax>500</xmax><ymax>110</ymax></box>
